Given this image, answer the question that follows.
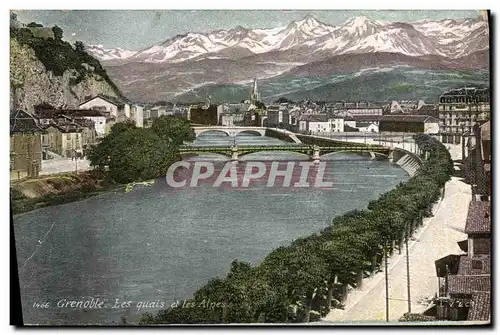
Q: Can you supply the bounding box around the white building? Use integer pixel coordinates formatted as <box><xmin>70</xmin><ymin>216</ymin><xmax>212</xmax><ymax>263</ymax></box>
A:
<box><xmin>299</xmin><ymin>114</ymin><xmax>344</xmax><ymax>133</ymax></box>
<box><xmin>330</xmin><ymin>117</ymin><xmax>344</xmax><ymax>132</ymax></box>
<box><xmin>79</xmin><ymin>95</ymin><xmax>130</xmax><ymax>122</ymax></box>
<box><xmin>130</xmin><ymin>105</ymin><xmax>144</xmax><ymax>128</ymax></box>
<box><xmin>356</xmin><ymin>121</ymin><xmax>379</xmax><ymax>133</ymax></box>
<box><xmin>334</xmin><ymin>102</ymin><xmax>383</xmax><ymax>117</ymax></box>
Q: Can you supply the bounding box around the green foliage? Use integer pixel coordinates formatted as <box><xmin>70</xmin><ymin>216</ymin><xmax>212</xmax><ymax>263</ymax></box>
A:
<box><xmin>107</xmin><ymin>128</ymin><xmax>177</xmax><ymax>183</ymax></box>
<box><xmin>274</xmin><ymin>97</ymin><xmax>293</xmax><ymax>104</ymax></box>
<box><xmin>10</xmin><ymin>25</ymin><xmax>124</xmax><ymax>99</ymax></box>
<box><xmin>255</xmin><ymin>101</ymin><xmax>267</xmax><ymax>110</ymax></box>
<box><xmin>74</xmin><ymin>40</ymin><xmax>85</xmax><ymax>53</ymax></box>
<box><xmin>87</xmin><ymin>117</ymin><xmax>194</xmax><ymax>184</ymax></box>
<box><xmin>52</xmin><ymin>25</ymin><xmax>63</xmax><ymax>40</ymax></box>
<box><xmin>27</xmin><ymin>22</ymin><xmax>43</xmax><ymax>28</ymax></box>
<box><xmin>140</xmin><ymin>134</ymin><xmax>453</xmax><ymax>324</ymax></box>
<box><xmin>150</xmin><ymin>116</ymin><xmax>195</xmax><ymax>146</ymax></box>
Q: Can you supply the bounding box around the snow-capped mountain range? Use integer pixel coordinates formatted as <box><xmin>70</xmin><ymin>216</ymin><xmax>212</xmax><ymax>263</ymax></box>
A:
<box><xmin>87</xmin><ymin>15</ymin><xmax>488</xmax><ymax>63</ymax></box>
<box><xmin>84</xmin><ymin>15</ymin><xmax>489</xmax><ymax>102</ymax></box>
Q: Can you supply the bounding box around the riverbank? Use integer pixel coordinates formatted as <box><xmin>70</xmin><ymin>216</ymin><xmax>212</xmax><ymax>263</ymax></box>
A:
<box><xmin>322</xmin><ymin>177</ymin><xmax>470</xmax><ymax>322</ymax></box>
<box><xmin>11</xmin><ymin>172</ymin><xmax>121</xmax><ymax>215</ymax></box>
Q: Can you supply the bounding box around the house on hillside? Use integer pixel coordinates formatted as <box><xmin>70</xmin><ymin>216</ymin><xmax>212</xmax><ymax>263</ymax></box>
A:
<box><xmin>79</xmin><ymin>94</ymin><xmax>130</xmax><ymax>122</ymax></box>
<box><xmin>35</xmin><ymin>107</ymin><xmax>107</xmax><ymax>137</ymax></box>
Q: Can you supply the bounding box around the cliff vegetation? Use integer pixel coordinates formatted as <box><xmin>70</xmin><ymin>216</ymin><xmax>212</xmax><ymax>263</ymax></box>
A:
<box><xmin>10</xmin><ymin>16</ymin><xmax>126</xmax><ymax>113</ymax></box>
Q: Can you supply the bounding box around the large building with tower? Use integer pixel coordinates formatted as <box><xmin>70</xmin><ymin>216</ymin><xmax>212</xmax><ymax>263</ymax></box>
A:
<box><xmin>438</xmin><ymin>87</ymin><xmax>490</xmax><ymax>144</ymax></box>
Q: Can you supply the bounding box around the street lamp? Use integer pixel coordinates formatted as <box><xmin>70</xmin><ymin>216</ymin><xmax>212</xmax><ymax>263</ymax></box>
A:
<box><xmin>460</xmin><ymin>123</ymin><xmax>466</xmax><ymax>160</ymax></box>
<box><xmin>74</xmin><ymin>150</ymin><xmax>78</xmax><ymax>174</ymax></box>
<box><xmin>231</xmin><ymin>131</ymin><xmax>236</xmax><ymax>147</ymax></box>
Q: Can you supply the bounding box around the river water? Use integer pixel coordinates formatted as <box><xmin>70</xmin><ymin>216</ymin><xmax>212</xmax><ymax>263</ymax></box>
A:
<box><xmin>13</xmin><ymin>133</ymin><xmax>409</xmax><ymax>325</ymax></box>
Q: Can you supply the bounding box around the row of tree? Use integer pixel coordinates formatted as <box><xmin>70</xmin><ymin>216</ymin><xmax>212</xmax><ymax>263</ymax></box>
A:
<box><xmin>138</xmin><ymin>134</ymin><xmax>454</xmax><ymax>324</ymax></box>
<box><xmin>87</xmin><ymin>116</ymin><xmax>195</xmax><ymax>184</ymax></box>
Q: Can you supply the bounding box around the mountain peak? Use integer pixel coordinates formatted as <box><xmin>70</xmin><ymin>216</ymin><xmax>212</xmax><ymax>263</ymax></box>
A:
<box><xmin>343</xmin><ymin>16</ymin><xmax>377</xmax><ymax>27</ymax></box>
<box><xmin>289</xmin><ymin>15</ymin><xmax>323</xmax><ymax>30</ymax></box>
<box><xmin>341</xmin><ymin>16</ymin><xmax>381</xmax><ymax>36</ymax></box>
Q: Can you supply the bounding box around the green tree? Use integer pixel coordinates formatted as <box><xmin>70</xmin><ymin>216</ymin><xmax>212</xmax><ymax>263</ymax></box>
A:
<box><xmin>107</xmin><ymin>128</ymin><xmax>177</xmax><ymax>183</ymax></box>
<box><xmin>27</xmin><ymin>22</ymin><xmax>43</xmax><ymax>28</ymax></box>
<box><xmin>74</xmin><ymin>40</ymin><xmax>85</xmax><ymax>53</ymax></box>
<box><xmin>52</xmin><ymin>25</ymin><xmax>63</xmax><ymax>40</ymax></box>
<box><xmin>255</xmin><ymin>101</ymin><xmax>267</xmax><ymax>110</ymax></box>
<box><xmin>151</xmin><ymin>115</ymin><xmax>195</xmax><ymax>146</ymax></box>
<box><xmin>274</xmin><ymin>97</ymin><xmax>293</xmax><ymax>104</ymax></box>
<box><xmin>261</xmin><ymin>242</ymin><xmax>327</xmax><ymax>322</ymax></box>
<box><xmin>88</xmin><ymin>121</ymin><xmax>179</xmax><ymax>183</ymax></box>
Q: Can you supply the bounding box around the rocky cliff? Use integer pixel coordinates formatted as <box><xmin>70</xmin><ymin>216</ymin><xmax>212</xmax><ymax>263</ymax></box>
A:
<box><xmin>10</xmin><ymin>36</ymin><xmax>122</xmax><ymax>113</ymax></box>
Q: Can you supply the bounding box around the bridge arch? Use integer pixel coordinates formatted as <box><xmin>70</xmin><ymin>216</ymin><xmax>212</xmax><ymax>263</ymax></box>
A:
<box><xmin>179</xmin><ymin>151</ymin><xmax>232</xmax><ymax>158</ymax></box>
<box><xmin>238</xmin><ymin>150</ymin><xmax>311</xmax><ymax>160</ymax></box>
<box><xmin>319</xmin><ymin>150</ymin><xmax>389</xmax><ymax>159</ymax></box>
<box><xmin>197</xmin><ymin>130</ymin><xmax>231</xmax><ymax>137</ymax></box>
<box><xmin>236</xmin><ymin>130</ymin><xmax>263</xmax><ymax>136</ymax></box>
<box><xmin>193</xmin><ymin>127</ymin><xmax>267</xmax><ymax>137</ymax></box>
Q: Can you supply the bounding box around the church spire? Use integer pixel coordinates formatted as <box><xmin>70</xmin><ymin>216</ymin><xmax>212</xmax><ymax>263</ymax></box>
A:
<box><xmin>250</xmin><ymin>77</ymin><xmax>261</xmax><ymax>104</ymax></box>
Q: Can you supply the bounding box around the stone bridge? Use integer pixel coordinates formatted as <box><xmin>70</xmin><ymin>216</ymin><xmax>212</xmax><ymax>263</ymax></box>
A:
<box><xmin>193</xmin><ymin>126</ymin><xmax>267</xmax><ymax>137</ymax></box>
<box><xmin>179</xmin><ymin>144</ymin><xmax>394</xmax><ymax>161</ymax></box>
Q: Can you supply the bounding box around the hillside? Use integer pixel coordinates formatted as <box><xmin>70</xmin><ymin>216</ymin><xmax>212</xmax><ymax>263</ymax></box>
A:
<box><xmin>278</xmin><ymin>50</ymin><xmax>489</xmax><ymax>78</ymax></box>
<box><xmin>174</xmin><ymin>67</ymin><xmax>489</xmax><ymax>104</ymax></box>
<box><xmin>10</xmin><ymin>24</ymin><xmax>126</xmax><ymax>113</ymax></box>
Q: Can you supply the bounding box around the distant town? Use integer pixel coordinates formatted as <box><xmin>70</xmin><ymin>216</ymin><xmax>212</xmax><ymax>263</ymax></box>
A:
<box><xmin>10</xmin><ymin>10</ymin><xmax>491</xmax><ymax>326</ymax></box>
<box><xmin>10</xmin><ymin>77</ymin><xmax>490</xmax><ymax>177</ymax></box>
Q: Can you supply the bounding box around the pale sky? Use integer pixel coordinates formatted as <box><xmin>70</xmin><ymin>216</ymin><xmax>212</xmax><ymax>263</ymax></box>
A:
<box><xmin>13</xmin><ymin>10</ymin><xmax>483</xmax><ymax>50</ymax></box>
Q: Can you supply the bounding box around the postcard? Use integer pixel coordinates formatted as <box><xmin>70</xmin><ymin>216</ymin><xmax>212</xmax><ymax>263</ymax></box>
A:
<box><xmin>10</xmin><ymin>9</ymin><xmax>491</xmax><ymax>326</ymax></box>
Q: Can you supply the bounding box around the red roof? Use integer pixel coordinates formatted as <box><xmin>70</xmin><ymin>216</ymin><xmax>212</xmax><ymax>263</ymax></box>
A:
<box><xmin>464</xmin><ymin>201</ymin><xmax>491</xmax><ymax>234</ymax></box>
<box><xmin>457</xmin><ymin>255</ymin><xmax>491</xmax><ymax>275</ymax></box>
<box><xmin>467</xmin><ymin>292</ymin><xmax>491</xmax><ymax>321</ymax></box>
<box><xmin>448</xmin><ymin>275</ymin><xmax>490</xmax><ymax>295</ymax></box>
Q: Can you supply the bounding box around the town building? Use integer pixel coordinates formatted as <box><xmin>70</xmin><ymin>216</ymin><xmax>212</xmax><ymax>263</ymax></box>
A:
<box><xmin>189</xmin><ymin>104</ymin><xmax>219</xmax><ymax>125</ymax></box>
<box><xmin>130</xmin><ymin>104</ymin><xmax>144</xmax><ymax>128</ymax></box>
<box><xmin>415</xmin><ymin>104</ymin><xmax>440</xmax><ymax>119</ymax></box>
<box><xmin>467</xmin><ymin>121</ymin><xmax>491</xmax><ymax>200</ymax></box>
<box><xmin>298</xmin><ymin>114</ymin><xmax>344</xmax><ymax>134</ymax></box>
<box><xmin>434</xmin><ymin>200</ymin><xmax>491</xmax><ymax>321</ymax></box>
<box><xmin>219</xmin><ymin>113</ymin><xmax>235</xmax><ymax>127</ymax></box>
<box><xmin>334</xmin><ymin>102</ymin><xmax>383</xmax><ymax>117</ymax></box>
<box><xmin>389</xmin><ymin>100</ymin><xmax>425</xmax><ymax>114</ymax></box>
<box><xmin>42</xmin><ymin>122</ymin><xmax>87</xmax><ymax>158</ymax></box>
<box><xmin>266</xmin><ymin>103</ymin><xmax>291</xmax><ymax>128</ymax></box>
<box><xmin>438</xmin><ymin>87</ymin><xmax>490</xmax><ymax>144</ymax></box>
<box><xmin>33</xmin><ymin>107</ymin><xmax>107</xmax><ymax>137</ymax></box>
<box><xmin>343</xmin><ymin>115</ymin><xmax>382</xmax><ymax>132</ymax></box>
<box><xmin>79</xmin><ymin>94</ymin><xmax>131</xmax><ymax>122</ymax></box>
<box><xmin>10</xmin><ymin>110</ymin><xmax>44</xmax><ymax>179</ymax></box>
<box><xmin>479</xmin><ymin>121</ymin><xmax>491</xmax><ymax>188</ymax></box>
<box><xmin>356</xmin><ymin>121</ymin><xmax>378</xmax><ymax>133</ymax></box>
<box><xmin>378</xmin><ymin>115</ymin><xmax>440</xmax><ymax>134</ymax></box>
